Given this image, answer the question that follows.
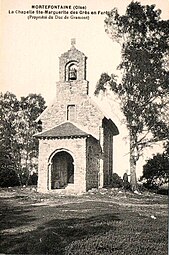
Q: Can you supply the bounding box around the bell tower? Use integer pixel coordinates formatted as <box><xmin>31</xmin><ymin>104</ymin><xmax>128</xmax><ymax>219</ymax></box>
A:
<box><xmin>56</xmin><ymin>39</ymin><xmax>89</xmax><ymax>100</ymax></box>
<box><xmin>59</xmin><ymin>38</ymin><xmax>87</xmax><ymax>82</ymax></box>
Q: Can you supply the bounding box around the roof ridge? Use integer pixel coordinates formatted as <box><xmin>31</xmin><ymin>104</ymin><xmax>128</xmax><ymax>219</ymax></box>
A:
<box><xmin>89</xmin><ymin>96</ymin><xmax>111</xmax><ymax>120</ymax></box>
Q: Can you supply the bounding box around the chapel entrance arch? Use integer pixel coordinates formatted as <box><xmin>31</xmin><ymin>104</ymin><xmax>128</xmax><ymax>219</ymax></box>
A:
<box><xmin>50</xmin><ymin>150</ymin><xmax>74</xmax><ymax>189</ymax></box>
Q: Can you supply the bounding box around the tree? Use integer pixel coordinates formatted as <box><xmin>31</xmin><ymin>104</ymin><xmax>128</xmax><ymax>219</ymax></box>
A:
<box><xmin>0</xmin><ymin>92</ymin><xmax>46</xmax><ymax>186</ymax></box>
<box><xmin>140</xmin><ymin>153</ymin><xmax>169</xmax><ymax>190</ymax></box>
<box><xmin>16</xmin><ymin>94</ymin><xmax>46</xmax><ymax>185</ymax></box>
<box><xmin>0</xmin><ymin>92</ymin><xmax>21</xmax><ymax>183</ymax></box>
<box><xmin>95</xmin><ymin>2</ymin><xmax>169</xmax><ymax>190</ymax></box>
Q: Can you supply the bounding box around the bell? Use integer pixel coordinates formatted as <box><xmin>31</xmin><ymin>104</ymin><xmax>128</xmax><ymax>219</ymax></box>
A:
<box><xmin>69</xmin><ymin>68</ymin><xmax>77</xmax><ymax>80</ymax></box>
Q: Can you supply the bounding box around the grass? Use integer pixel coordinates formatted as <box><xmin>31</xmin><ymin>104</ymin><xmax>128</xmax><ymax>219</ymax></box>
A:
<box><xmin>0</xmin><ymin>187</ymin><xmax>168</xmax><ymax>254</ymax></box>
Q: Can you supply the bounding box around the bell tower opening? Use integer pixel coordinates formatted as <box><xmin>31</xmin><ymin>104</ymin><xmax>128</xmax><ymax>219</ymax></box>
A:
<box><xmin>68</xmin><ymin>63</ymin><xmax>77</xmax><ymax>81</ymax></box>
<box><xmin>65</xmin><ymin>61</ymin><xmax>78</xmax><ymax>81</ymax></box>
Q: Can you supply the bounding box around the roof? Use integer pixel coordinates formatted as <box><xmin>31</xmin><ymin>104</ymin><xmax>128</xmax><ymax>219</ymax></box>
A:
<box><xmin>102</xmin><ymin>117</ymin><xmax>119</xmax><ymax>136</ymax></box>
<box><xmin>34</xmin><ymin>122</ymin><xmax>90</xmax><ymax>139</ymax></box>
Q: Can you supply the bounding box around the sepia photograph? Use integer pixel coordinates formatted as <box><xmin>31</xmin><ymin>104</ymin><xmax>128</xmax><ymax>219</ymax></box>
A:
<box><xmin>0</xmin><ymin>0</ymin><xmax>169</xmax><ymax>254</ymax></box>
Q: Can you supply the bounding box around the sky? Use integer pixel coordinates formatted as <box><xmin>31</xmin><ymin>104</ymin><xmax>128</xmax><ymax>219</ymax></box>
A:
<box><xmin>1</xmin><ymin>0</ymin><xmax>169</xmax><ymax>178</ymax></box>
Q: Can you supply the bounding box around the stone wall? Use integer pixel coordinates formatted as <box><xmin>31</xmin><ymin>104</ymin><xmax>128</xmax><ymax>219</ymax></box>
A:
<box><xmin>56</xmin><ymin>81</ymin><xmax>89</xmax><ymax>101</ymax></box>
<box><xmin>36</xmin><ymin>43</ymin><xmax>118</xmax><ymax>194</ymax></box>
<box><xmin>38</xmin><ymin>42</ymin><xmax>104</xmax><ymax>139</ymax></box>
<box><xmin>103</xmin><ymin>123</ymin><xmax>114</xmax><ymax>186</ymax></box>
<box><xmin>37</xmin><ymin>137</ymin><xmax>86</xmax><ymax>193</ymax></box>
<box><xmin>59</xmin><ymin>47</ymin><xmax>87</xmax><ymax>82</ymax></box>
<box><xmin>86</xmin><ymin>137</ymin><xmax>101</xmax><ymax>191</ymax></box>
<box><xmin>40</xmin><ymin>96</ymin><xmax>104</xmax><ymax>140</ymax></box>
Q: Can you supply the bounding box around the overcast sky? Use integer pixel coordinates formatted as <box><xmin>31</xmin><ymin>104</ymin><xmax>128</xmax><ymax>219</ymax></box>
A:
<box><xmin>1</xmin><ymin>0</ymin><xmax>169</xmax><ymax>102</ymax></box>
<box><xmin>1</xmin><ymin>0</ymin><xmax>168</xmax><ymax>177</ymax></box>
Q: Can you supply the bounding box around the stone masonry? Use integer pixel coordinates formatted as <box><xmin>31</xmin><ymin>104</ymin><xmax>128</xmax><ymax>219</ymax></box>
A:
<box><xmin>35</xmin><ymin>39</ymin><xmax>119</xmax><ymax>194</ymax></box>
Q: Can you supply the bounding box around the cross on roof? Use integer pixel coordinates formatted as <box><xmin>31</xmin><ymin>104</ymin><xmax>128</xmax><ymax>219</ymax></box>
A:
<box><xmin>71</xmin><ymin>38</ymin><xmax>76</xmax><ymax>47</ymax></box>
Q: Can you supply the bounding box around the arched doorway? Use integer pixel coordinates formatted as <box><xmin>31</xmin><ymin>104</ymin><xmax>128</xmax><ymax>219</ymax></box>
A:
<box><xmin>51</xmin><ymin>151</ymin><xmax>74</xmax><ymax>189</ymax></box>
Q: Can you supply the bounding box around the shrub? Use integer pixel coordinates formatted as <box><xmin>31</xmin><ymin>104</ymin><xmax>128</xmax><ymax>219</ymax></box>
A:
<box><xmin>140</xmin><ymin>153</ymin><xmax>169</xmax><ymax>191</ymax></box>
<box><xmin>0</xmin><ymin>168</ymin><xmax>20</xmax><ymax>187</ymax></box>
<box><xmin>28</xmin><ymin>173</ymin><xmax>38</xmax><ymax>185</ymax></box>
<box><xmin>111</xmin><ymin>173</ymin><xmax>123</xmax><ymax>188</ymax></box>
<box><xmin>0</xmin><ymin>150</ymin><xmax>20</xmax><ymax>187</ymax></box>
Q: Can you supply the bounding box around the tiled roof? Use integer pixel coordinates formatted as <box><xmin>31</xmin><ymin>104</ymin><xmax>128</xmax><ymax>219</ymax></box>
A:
<box><xmin>34</xmin><ymin>122</ymin><xmax>89</xmax><ymax>139</ymax></box>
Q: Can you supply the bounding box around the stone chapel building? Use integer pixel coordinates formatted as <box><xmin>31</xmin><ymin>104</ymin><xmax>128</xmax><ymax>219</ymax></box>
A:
<box><xmin>35</xmin><ymin>39</ymin><xmax>119</xmax><ymax>194</ymax></box>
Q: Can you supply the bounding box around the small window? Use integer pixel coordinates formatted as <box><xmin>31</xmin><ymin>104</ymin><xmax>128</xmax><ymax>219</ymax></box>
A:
<box><xmin>67</xmin><ymin>105</ymin><xmax>76</xmax><ymax>122</ymax></box>
<box><xmin>37</xmin><ymin>120</ymin><xmax>42</xmax><ymax>132</ymax></box>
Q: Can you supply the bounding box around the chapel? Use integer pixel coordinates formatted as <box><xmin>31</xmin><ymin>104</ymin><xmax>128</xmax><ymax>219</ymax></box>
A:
<box><xmin>34</xmin><ymin>39</ymin><xmax>119</xmax><ymax>194</ymax></box>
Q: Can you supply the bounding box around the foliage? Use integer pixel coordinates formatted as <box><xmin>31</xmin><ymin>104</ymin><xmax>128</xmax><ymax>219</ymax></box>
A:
<box><xmin>94</xmin><ymin>73</ymin><xmax>111</xmax><ymax>95</ymax></box>
<box><xmin>140</xmin><ymin>153</ymin><xmax>169</xmax><ymax>189</ymax></box>
<box><xmin>95</xmin><ymin>2</ymin><xmax>169</xmax><ymax>190</ymax></box>
<box><xmin>17</xmin><ymin>94</ymin><xmax>46</xmax><ymax>184</ymax></box>
<box><xmin>28</xmin><ymin>173</ymin><xmax>38</xmax><ymax>185</ymax></box>
<box><xmin>163</xmin><ymin>140</ymin><xmax>169</xmax><ymax>156</ymax></box>
<box><xmin>0</xmin><ymin>149</ymin><xmax>20</xmax><ymax>187</ymax></box>
<box><xmin>0</xmin><ymin>92</ymin><xmax>21</xmax><ymax>185</ymax></box>
<box><xmin>0</xmin><ymin>92</ymin><xmax>46</xmax><ymax>186</ymax></box>
<box><xmin>0</xmin><ymin>167</ymin><xmax>20</xmax><ymax>187</ymax></box>
<box><xmin>111</xmin><ymin>173</ymin><xmax>123</xmax><ymax>188</ymax></box>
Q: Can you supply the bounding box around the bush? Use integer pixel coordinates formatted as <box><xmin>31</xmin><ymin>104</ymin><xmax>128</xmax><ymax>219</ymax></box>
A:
<box><xmin>0</xmin><ymin>168</ymin><xmax>20</xmax><ymax>187</ymax></box>
<box><xmin>140</xmin><ymin>153</ymin><xmax>169</xmax><ymax>191</ymax></box>
<box><xmin>0</xmin><ymin>150</ymin><xmax>20</xmax><ymax>187</ymax></box>
<box><xmin>111</xmin><ymin>173</ymin><xmax>123</xmax><ymax>188</ymax></box>
<box><xmin>157</xmin><ymin>189</ymin><xmax>168</xmax><ymax>195</ymax></box>
<box><xmin>28</xmin><ymin>173</ymin><xmax>38</xmax><ymax>185</ymax></box>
